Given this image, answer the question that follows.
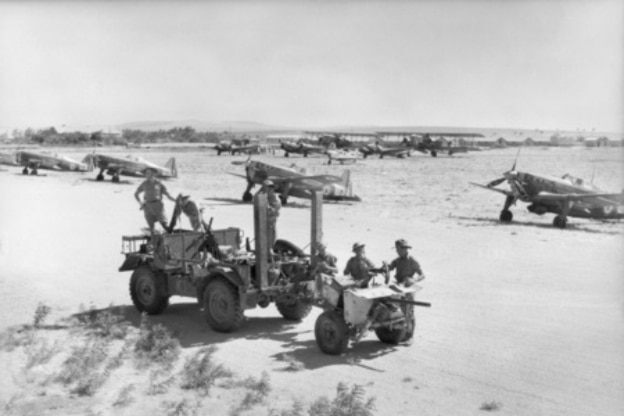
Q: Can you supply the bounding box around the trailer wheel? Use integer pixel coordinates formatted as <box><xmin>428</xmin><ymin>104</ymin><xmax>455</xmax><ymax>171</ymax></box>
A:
<box><xmin>129</xmin><ymin>266</ymin><xmax>169</xmax><ymax>315</ymax></box>
<box><xmin>203</xmin><ymin>278</ymin><xmax>244</xmax><ymax>332</ymax></box>
<box><xmin>375</xmin><ymin>324</ymin><xmax>406</xmax><ymax>345</ymax></box>
<box><xmin>315</xmin><ymin>310</ymin><xmax>349</xmax><ymax>355</ymax></box>
<box><xmin>276</xmin><ymin>298</ymin><xmax>312</xmax><ymax>321</ymax></box>
<box><xmin>402</xmin><ymin>315</ymin><xmax>415</xmax><ymax>343</ymax></box>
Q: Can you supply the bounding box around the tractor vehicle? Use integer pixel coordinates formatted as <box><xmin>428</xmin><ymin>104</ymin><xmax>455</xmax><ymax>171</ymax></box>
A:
<box><xmin>314</xmin><ymin>268</ymin><xmax>431</xmax><ymax>355</ymax></box>
<box><xmin>119</xmin><ymin>191</ymin><xmax>326</xmax><ymax>332</ymax></box>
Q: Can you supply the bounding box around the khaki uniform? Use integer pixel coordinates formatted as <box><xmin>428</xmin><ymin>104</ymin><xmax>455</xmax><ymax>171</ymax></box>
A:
<box><xmin>137</xmin><ymin>179</ymin><xmax>169</xmax><ymax>229</ymax></box>
<box><xmin>388</xmin><ymin>255</ymin><xmax>423</xmax><ymax>286</ymax></box>
<box><xmin>344</xmin><ymin>255</ymin><xmax>376</xmax><ymax>283</ymax></box>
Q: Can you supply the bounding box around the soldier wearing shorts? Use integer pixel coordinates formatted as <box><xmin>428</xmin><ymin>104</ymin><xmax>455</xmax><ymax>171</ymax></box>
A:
<box><xmin>387</xmin><ymin>239</ymin><xmax>425</xmax><ymax>287</ymax></box>
<box><xmin>135</xmin><ymin>167</ymin><xmax>176</xmax><ymax>237</ymax></box>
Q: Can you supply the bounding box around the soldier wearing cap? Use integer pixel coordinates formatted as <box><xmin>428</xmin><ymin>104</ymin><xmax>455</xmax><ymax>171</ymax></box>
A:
<box><xmin>344</xmin><ymin>242</ymin><xmax>379</xmax><ymax>285</ymax></box>
<box><xmin>311</xmin><ymin>241</ymin><xmax>338</xmax><ymax>276</ymax></box>
<box><xmin>262</xmin><ymin>179</ymin><xmax>281</xmax><ymax>248</ymax></box>
<box><xmin>135</xmin><ymin>167</ymin><xmax>176</xmax><ymax>237</ymax></box>
<box><xmin>387</xmin><ymin>239</ymin><xmax>425</xmax><ymax>286</ymax></box>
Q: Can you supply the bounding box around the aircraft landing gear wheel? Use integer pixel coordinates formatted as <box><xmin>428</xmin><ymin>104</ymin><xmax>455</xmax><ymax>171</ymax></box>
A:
<box><xmin>279</xmin><ymin>195</ymin><xmax>288</xmax><ymax>205</ymax></box>
<box><xmin>284</xmin><ymin>152</ymin><xmax>289</xmax><ymax>157</ymax></box>
<box><xmin>499</xmin><ymin>210</ymin><xmax>513</xmax><ymax>222</ymax></box>
<box><xmin>242</xmin><ymin>191</ymin><xmax>253</xmax><ymax>202</ymax></box>
<box><xmin>553</xmin><ymin>215</ymin><xmax>567</xmax><ymax>228</ymax></box>
<box><xmin>96</xmin><ymin>173</ymin><xmax>104</xmax><ymax>181</ymax></box>
<box><xmin>315</xmin><ymin>310</ymin><xmax>349</xmax><ymax>355</ymax></box>
<box><xmin>431</xmin><ymin>150</ymin><xmax>438</xmax><ymax>157</ymax></box>
<box><xmin>112</xmin><ymin>175</ymin><xmax>120</xmax><ymax>183</ymax></box>
<box><xmin>22</xmin><ymin>167</ymin><xmax>29</xmax><ymax>175</ymax></box>
<box><xmin>31</xmin><ymin>169</ymin><xmax>38</xmax><ymax>175</ymax></box>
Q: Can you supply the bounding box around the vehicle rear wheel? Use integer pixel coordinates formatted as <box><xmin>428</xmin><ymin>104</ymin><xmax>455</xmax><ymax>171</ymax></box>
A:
<box><xmin>276</xmin><ymin>298</ymin><xmax>312</xmax><ymax>321</ymax></box>
<box><xmin>402</xmin><ymin>315</ymin><xmax>415</xmax><ymax>343</ymax></box>
<box><xmin>315</xmin><ymin>310</ymin><xmax>349</xmax><ymax>355</ymax></box>
<box><xmin>203</xmin><ymin>278</ymin><xmax>244</xmax><ymax>332</ymax></box>
<box><xmin>129</xmin><ymin>265</ymin><xmax>169</xmax><ymax>314</ymax></box>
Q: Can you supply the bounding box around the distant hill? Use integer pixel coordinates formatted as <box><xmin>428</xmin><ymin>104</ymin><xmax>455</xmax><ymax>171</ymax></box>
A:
<box><xmin>116</xmin><ymin>119</ymin><xmax>294</xmax><ymax>133</ymax></box>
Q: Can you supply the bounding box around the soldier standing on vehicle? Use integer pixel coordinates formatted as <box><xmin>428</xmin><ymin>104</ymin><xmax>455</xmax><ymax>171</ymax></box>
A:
<box><xmin>262</xmin><ymin>179</ymin><xmax>281</xmax><ymax>249</ymax></box>
<box><xmin>135</xmin><ymin>167</ymin><xmax>176</xmax><ymax>237</ymax></box>
<box><xmin>344</xmin><ymin>242</ymin><xmax>380</xmax><ymax>286</ymax></box>
<box><xmin>387</xmin><ymin>239</ymin><xmax>425</xmax><ymax>287</ymax></box>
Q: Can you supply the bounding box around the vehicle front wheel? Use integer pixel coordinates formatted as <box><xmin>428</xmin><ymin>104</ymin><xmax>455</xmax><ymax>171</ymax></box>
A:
<box><xmin>315</xmin><ymin>310</ymin><xmax>350</xmax><ymax>355</ymax></box>
<box><xmin>203</xmin><ymin>278</ymin><xmax>244</xmax><ymax>333</ymax></box>
<box><xmin>129</xmin><ymin>265</ymin><xmax>169</xmax><ymax>314</ymax></box>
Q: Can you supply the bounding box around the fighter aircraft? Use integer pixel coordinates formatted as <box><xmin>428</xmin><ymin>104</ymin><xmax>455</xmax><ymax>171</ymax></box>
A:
<box><xmin>358</xmin><ymin>142</ymin><xmax>410</xmax><ymax>159</ymax></box>
<box><xmin>230</xmin><ymin>158</ymin><xmax>361</xmax><ymax>204</ymax></box>
<box><xmin>408</xmin><ymin>133</ymin><xmax>469</xmax><ymax>157</ymax></box>
<box><xmin>214</xmin><ymin>140</ymin><xmax>260</xmax><ymax>156</ymax></box>
<box><xmin>15</xmin><ymin>150</ymin><xmax>93</xmax><ymax>175</ymax></box>
<box><xmin>82</xmin><ymin>153</ymin><xmax>177</xmax><ymax>182</ymax></box>
<box><xmin>326</xmin><ymin>149</ymin><xmax>359</xmax><ymax>165</ymax></box>
<box><xmin>280</xmin><ymin>140</ymin><xmax>326</xmax><ymax>157</ymax></box>
<box><xmin>0</xmin><ymin>151</ymin><xmax>19</xmax><ymax>167</ymax></box>
<box><xmin>471</xmin><ymin>159</ymin><xmax>624</xmax><ymax>228</ymax></box>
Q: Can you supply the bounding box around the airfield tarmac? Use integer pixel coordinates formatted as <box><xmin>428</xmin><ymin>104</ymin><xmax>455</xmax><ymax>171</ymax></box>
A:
<box><xmin>0</xmin><ymin>146</ymin><xmax>623</xmax><ymax>415</ymax></box>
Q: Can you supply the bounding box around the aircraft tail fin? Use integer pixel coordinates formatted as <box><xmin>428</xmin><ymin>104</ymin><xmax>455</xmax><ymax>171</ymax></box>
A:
<box><xmin>82</xmin><ymin>154</ymin><xmax>95</xmax><ymax>172</ymax></box>
<box><xmin>165</xmin><ymin>157</ymin><xmax>177</xmax><ymax>178</ymax></box>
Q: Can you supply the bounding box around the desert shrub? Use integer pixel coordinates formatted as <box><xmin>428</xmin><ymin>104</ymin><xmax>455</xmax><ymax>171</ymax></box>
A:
<box><xmin>0</xmin><ymin>326</ymin><xmax>35</xmax><ymax>352</ymax></box>
<box><xmin>308</xmin><ymin>383</ymin><xmax>376</xmax><ymax>416</ymax></box>
<box><xmin>147</xmin><ymin>369</ymin><xmax>177</xmax><ymax>396</ymax></box>
<box><xmin>480</xmin><ymin>401</ymin><xmax>502</xmax><ymax>411</ymax></box>
<box><xmin>229</xmin><ymin>371</ymin><xmax>271</xmax><ymax>416</ymax></box>
<box><xmin>56</xmin><ymin>338</ymin><xmax>110</xmax><ymax>396</ymax></box>
<box><xmin>268</xmin><ymin>400</ymin><xmax>305</xmax><ymax>416</ymax></box>
<box><xmin>33</xmin><ymin>303</ymin><xmax>52</xmax><ymax>327</ymax></box>
<box><xmin>112</xmin><ymin>384</ymin><xmax>135</xmax><ymax>408</ymax></box>
<box><xmin>163</xmin><ymin>399</ymin><xmax>199</xmax><ymax>416</ymax></box>
<box><xmin>133</xmin><ymin>315</ymin><xmax>180</xmax><ymax>369</ymax></box>
<box><xmin>180</xmin><ymin>346</ymin><xmax>232</xmax><ymax>395</ymax></box>
<box><xmin>24</xmin><ymin>337</ymin><xmax>60</xmax><ymax>369</ymax></box>
<box><xmin>73</xmin><ymin>306</ymin><xmax>130</xmax><ymax>340</ymax></box>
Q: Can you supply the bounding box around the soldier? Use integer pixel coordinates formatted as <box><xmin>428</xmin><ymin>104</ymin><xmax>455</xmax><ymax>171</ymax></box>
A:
<box><xmin>311</xmin><ymin>241</ymin><xmax>338</xmax><ymax>276</ymax></box>
<box><xmin>343</xmin><ymin>242</ymin><xmax>380</xmax><ymax>286</ymax></box>
<box><xmin>135</xmin><ymin>167</ymin><xmax>176</xmax><ymax>237</ymax></box>
<box><xmin>263</xmin><ymin>179</ymin><xmax>281</xmax><ymax>248</ymax></box>
<box><xmin>387</xmin><ymin>239</ymin><xmax>425</xmax><ymax>287</ymax></box>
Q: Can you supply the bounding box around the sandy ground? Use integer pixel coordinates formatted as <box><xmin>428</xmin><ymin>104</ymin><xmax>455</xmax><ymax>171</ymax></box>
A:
<box><xmin>0</xmin><ymin>146</ymin><xmax>623</xmax><ymax>415</ymax></box>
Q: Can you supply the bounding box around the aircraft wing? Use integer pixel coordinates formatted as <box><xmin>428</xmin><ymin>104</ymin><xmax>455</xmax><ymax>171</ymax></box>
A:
<box><xmin>469</xmin><ymin>182</ymin><xmax>516</xmax><ymax>197</ymax></box>
<box><xmin>289</xmin><ymin>174</ymin><xmax>342</xmax><ymax>184</ymax></box>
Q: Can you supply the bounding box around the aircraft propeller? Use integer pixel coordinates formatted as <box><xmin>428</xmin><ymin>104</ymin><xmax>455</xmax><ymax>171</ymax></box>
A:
<box><xmin>486</xmin><ymin>177</ymin><xmax>507</xmax><ymax>188</ymax></box>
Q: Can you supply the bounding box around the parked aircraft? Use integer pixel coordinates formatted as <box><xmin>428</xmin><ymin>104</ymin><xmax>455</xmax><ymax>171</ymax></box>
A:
<box><xmin>358</xmin><ymin>143</ymin><xmax>410</xmax><ymax>159</ymax></box>
<box><xmin>214</xmin><ymin>140</ymin><xmax>260</xmax><ymax>156</ymax></box>
<box><xmin>471</xmin><ymin>160</ymin><xmax>624</xmax><ymax>228</ymax></box>
<box><xmin>408</xmin><ymin>133</ymin><xmax>469</xmax><ymax>157</ymax></box>
<box><xmin>0</xmin><ymin>151</ymin><xmax>19</xmax><ymax>167</ymax></box>
<box><xmin>230</xmin><ymin>158</ymin><xmax>361</xmax><ymax>204</ymax></box>
<box><xmin>280</xmin><ymin>141</ymin><xmax>326</xmax><ymax>157</ymax></box>
<box><xmin>15</xmin><ymin>150</ymin><xmax>93</xmax><ymax>175</ymax></box>
<box><xmin>326</xmin><ymin>149</ymin><xmax>359</xmax><ymax>165</ymax></box>
<box><xmin>82</xmin><ymin>153</ymin><xmax>177</xmax><ymax>182</ymax></box>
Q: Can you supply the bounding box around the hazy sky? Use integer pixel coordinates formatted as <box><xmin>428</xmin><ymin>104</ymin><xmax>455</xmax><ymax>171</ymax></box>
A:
<box><xmin>1</xmin><ymin>0</ymin><xmax>622</xmax><ymax>132</ymax></box>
